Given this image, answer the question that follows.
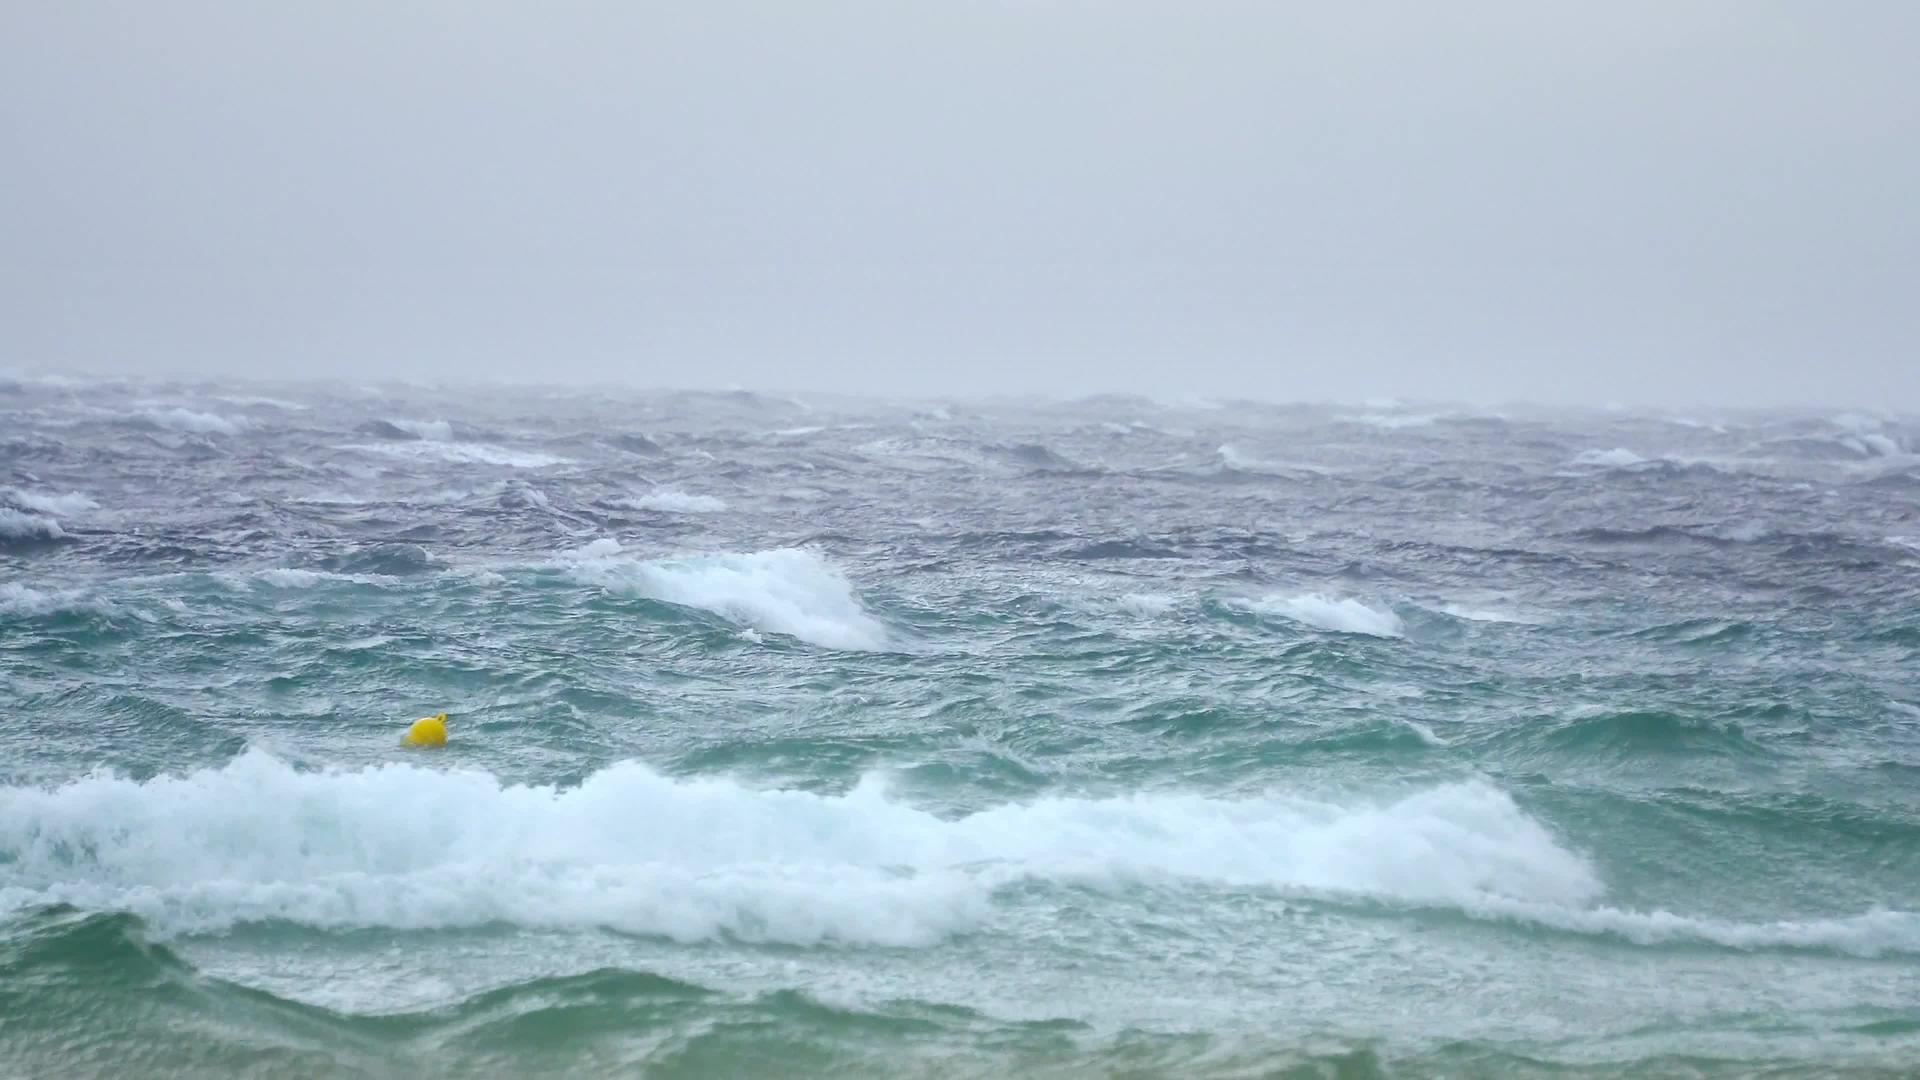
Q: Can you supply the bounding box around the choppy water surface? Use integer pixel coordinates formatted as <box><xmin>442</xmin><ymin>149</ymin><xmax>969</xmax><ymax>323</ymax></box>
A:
<box><xmin>3</xmin><ymin>375</ymin><xmax>1918</xmax><ymax>1077</ymax></box>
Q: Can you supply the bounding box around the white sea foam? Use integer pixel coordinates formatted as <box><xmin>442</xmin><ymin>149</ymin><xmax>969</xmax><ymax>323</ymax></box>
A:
<box><xmin>2</xmin><ymin>488</ymin><xmax>98</xmax><ymax>516</ymax></box>
<box><xmin>391</xmin><ymin>418</ymin><xmax>454</xmax><ymax>441</ymax></box>
<box><xmin>563</xmin><ymin>542</ymin><xmax>889</xmax><ymax>650</ymax></box>
<box><xmin>3</xmin><ymin>754</ymin><xmax>1910</xmax><ymax>956</ymax></box>
<box><xmin>345</xmin><ymin>442</ymin><xmax>569</xmax><ymax>468</ymax></box>
<box><xmin>0</xmin><ymin>508</ymin><xmax>64</xmax><ymax>541</ymax></box>
<box><xmin>1829</xmin><ymin>412</ymin><xmax>1890</xmax><ymax>435</ymax></box>
<box><xmin>1339</xmin><ymin>412</ymin><xmax>1440</xmax><ymax>429</ymax></box>
<box><xmin>242</xmin><ymin>568</ymin><xmax>386</xmax><ymax>589</ymax></box>
<box><xmin>138</xmin><ymin>407</ymin><xmax>246</xmax><ymax>435</ymax></box>
<box><xmin>0</xmin><ymin>757</ymin><xmax>1583</xmax><ymax>942</ymax></box>
<box><xmin>616</xmin><ymin>490</ymin><xmax>728</xmax><ymax>513</ymax></box>
<box><xmin>1252</xmin><ymin>593</ymin><xmax>1405</xmax><ymax>638</ymax></box>
<box><xmin>1118</xmin><ymin>593</ymin><xmax>1178</xmax><ymax>617</ymax></box>
<box><xmin>1572</xmin><ymin>448</ymin><xmax>1646</xmax><ymax>468</ymax></box>
<box><xmin>253</xmin><ymin>569</ymin><xmax>339</xmax><ymax>589</ymax></box>
<box><xmin>0</xmin><ymin>583</ymin><xmax>56</xmax><ymax>616</ymax></box>
<box><xmin>13</xmin><ymin>756</ymin><xmax>1899</xmax><ymax>956</ymax></box>
<box><xmin>293</xmin><ymin>491</ymin><xmax>376</xmax><ymax>506</ymax></box>
<box><xmin>567</xmin><ymin>537</ymin><xmax>624</xmax><ymax>559</ymax></box>
<box><xmin>1460</xmin><ymin>897</ymin><xmax>1920</xmax><ymax>958</ymax></box>
<box><xmin>0</xmin><ymin>582</ymin><xmax>105</xmax><ymax>618</ymax></box>
<box><xmin>1212</xmin><ymin>445</ymin><xmax>1329</xmax><ymax>476</ymax></box>
<box><xmin>1216</xmin><ymin>444</ymin><xmax>1262</xmax><ymax>470</ymax></box>
<box><xmin>1841</xmin><ymin>433</ymin><xmax>1902</xmax><ymax>458</ymax></box>
<box><xmin>1437</xmin><ymin>603</ymin><xmax>1536</xmax><ymax>625</ymax></box>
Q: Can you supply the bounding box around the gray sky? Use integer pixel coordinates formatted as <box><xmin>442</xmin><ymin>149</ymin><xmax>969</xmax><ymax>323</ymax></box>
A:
<box><xmin>3</xmin><ymin>2</ymin><xmax>1916</xmax><ymax>407</ymax></box>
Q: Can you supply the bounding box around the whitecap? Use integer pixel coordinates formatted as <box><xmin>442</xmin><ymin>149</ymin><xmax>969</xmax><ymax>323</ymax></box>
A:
<box><xmin>0</xmin><ymin>508</ymin><xmax>64</xmax><ymax>541</ymax></box>
<box><xmin>1118</xmin><ymin>592</ymin><xmax>1178</xmax><ymax>617</ymax></box>
<box><xmin>1436</xmin><ymin>603</ymin><xmax>1537</xmax><ymax>625</ymax></box>
<box><xmin>1460</xmin><ymin>897</ymin><xmax>1920</xmax><ymax>959</ymax></box>
<box><xmin>344</xmin><ymin>442</ymin><xmax>569</xmax><ymax>468</ymax></box>
<box><xmin>615</xmin><ymin>490</ymin><xmax>728</xmax><ymax>513</ymax></box>
<box><xmin>0</xmin><ymin>582</ymin><xmax>105</xmax><ymax>617</ymax></box>
<box><xmin>292</xmin><ymin>491</ymin><xmax>376</xmax><ymax>506</ymax></box>
<box><xmin>136</xmin><ymin>407</ymin><xmax>246</xmax><ymax>435</ymax></box>
<box><xmin>6</xmin><ymin>756</ymin><xmax>1910</xmax><ymax>957</ymax></box>
<box><xmin>390</xmin><ymin>418</ymin><xmax>454</xmax><ymax>441</ymax></box>
<box><xmin>216</xmin><ymin>395</ymin><xmax>308</xmax><ymax>410</ymax></box>
<box><xmin>0</xmin><ymin>758</ymin><xmax>1588</xmax><ymax>944</ymax></box>
<box><xmin>2</xmin><ymin>488</ymin><xmax>98</xmax><ymax>516</ymax></box>
<box><xmin>1572</xmin><ymin>448</ymin><xmax>1646</xmax><ymax>468</ymax></box>
<box><xmin>563</xmin><ymin>542</ymin><xmax>888</xmax><ymax>650</ymax></box>
<box><xmin>1338</xmin><ymin>412</ymin><xmax>1441</xmax><ymax>430</ymax></box>
<box><xmin>1250</xmin><ymin>593</ymin><xmax>1405</xmax><ymax>638</ymax></box>
<box><xmin>240</xmin><ymin>568</ymin><xmax>387</xmax><ymax>589</ymax></box>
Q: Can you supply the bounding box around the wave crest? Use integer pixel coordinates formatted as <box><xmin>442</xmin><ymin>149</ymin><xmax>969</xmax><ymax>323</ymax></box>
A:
<box><xmin>0</xmin><ymin>754</ymin><xmax>1588</xmax><ymax>943</ymax></box>
<box><xmin>3</xmin><ymin>755</ymin><xmax>1912</xmax><ymax>957</ymax></box>
<box><xmin>1248</xmin><ymin>593</ymin><xmax>1405</xmax><ymax>637</ymax></box>
<box><xmin>564</xmin><ymin>543</ymin><xmax>888</xmax><ymax>650</ymax></box>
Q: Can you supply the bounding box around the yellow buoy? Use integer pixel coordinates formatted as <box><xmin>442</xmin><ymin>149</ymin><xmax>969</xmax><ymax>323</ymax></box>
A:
<box><xmin>403</xmin><ymin>713</ymin><xmax>448</xmax><ymax>748</ymax></box>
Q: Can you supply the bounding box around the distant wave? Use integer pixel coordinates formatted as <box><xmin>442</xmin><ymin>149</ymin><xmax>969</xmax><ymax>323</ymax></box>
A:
<box><xmin>214</xmin><ymin>394</ymin><xmax>307</xmax><ymax>410</ymax></box>
<box><xmin>390</xmin><ymin>418</ymin><xmax>453</xmax><ymax>441</ymax></box>
<box><xmin>233</xmin><ymin>568</ymin><xmax>391</xmax><ymax>590</ymax></box>
<box><xmin>562</xmin><ymin>541</ymin><xmax>889</xmax><ymax>650</ymax></box>
<box><xmin>1571</xmin><ymin>447</ymin><xmax>1646</xmax><ymax>468</ymax></box>
<box><xmin>0</xmin><ymin>582</ymin><xmax>111</xmax><ymax>619</ymax></box>
<box><xmin>988</xmin><ymin>442</ymin><xmax>1084</xmax><ymax>472</ymax></box>
<box><xmin>133</xmin><ymin>407</ymin><xmax>246</xmax><ymax>436</ymax></box>
<box><xmin>2</xmin><ymin>488</ymin><xmax>97</xmax><ymax>516</ymax></box>
<box><xmin>1214</xmin><ymin>445</ymin><xmax>1329</xmax><ymax>475</ymax></box>
<box><xmin>0</xmin><ymin>508</ymin><xmax>65</xmax><ymax>542</ymax></box>
<box><xmin>1432</xmin><ymin>603</ymin><xmax>1537</xmax><ymax>625</ymax></box>
<box><xmin>1454</xmin><ymin>897</ymin><xmax>1920</xmax><ymax>957</ymax></box>
<box><xmin>1535</xmin><ymin>708</ymin><xmax>1765</xmax><ymax>756</ymax></box>
<box><xmin>353</xmin><ymin>417</ymin><xmax>452</xmax><ymax>441</ymax></box>
<box><xmin>606</xmin><ymin>432</ymin><xmax>666</xmax><ymax>456</ymax></box>
<box><xmin>1248</xmin><ymin>593</ymin><xmax>1405</xmax><ymax>638</ymax></box>
<box><xmin>614</xmin><ymin>490</ymin><xmax>728</xmax><ymax>513</ymax></box>
<box><xmin>1117</xmin><ymin>592</ymin><xmax>1179</xmax><ymax>617</ymax></box>
<box><xmin>1337</xmin><ymin>412</ymin><xmax>1442</xmax><ymax>430</ymax></box>
<box><xmin>344</xmin><ymin>441</ymin><xmax>569</xmax><ymax>468</ymax></box>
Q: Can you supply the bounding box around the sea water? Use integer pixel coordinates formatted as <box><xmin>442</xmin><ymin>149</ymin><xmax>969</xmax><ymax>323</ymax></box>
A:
<box><xmin>3</xmin><ymin>377</ymin><xmax>1917</xmax><ymax>1076</ymax></box>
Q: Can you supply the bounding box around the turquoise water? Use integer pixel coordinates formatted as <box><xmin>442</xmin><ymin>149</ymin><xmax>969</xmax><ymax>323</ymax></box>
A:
<box><xmin>3</xmin><ymin>378</ymin><xmax>1919</xmax><ymax>1076</ymax></box>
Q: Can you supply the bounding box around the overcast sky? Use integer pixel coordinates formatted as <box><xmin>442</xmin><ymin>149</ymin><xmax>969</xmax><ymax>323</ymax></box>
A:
<box><xmin>2</xmin><ymin>2</ymin><xmax>1915</xmax><ymax>407</ymax></box>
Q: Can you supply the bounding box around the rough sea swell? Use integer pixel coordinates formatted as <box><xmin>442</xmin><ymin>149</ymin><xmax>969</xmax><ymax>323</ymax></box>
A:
<box><xmin>3</xmin><ymin>376</ymin><xmax>1919</xmax><ymax>1076</ymax></box>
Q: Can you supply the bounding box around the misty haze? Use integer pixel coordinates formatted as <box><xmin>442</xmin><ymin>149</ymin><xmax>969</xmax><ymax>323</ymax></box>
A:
<box><xmin>5</xmin><ymin>2</ymin><xmax>1918</xmax><ymax>406</ymax></box>
<box><xmin>4</xmin><ymin>5</ymin><xmax>1918</xmax><ymax>1078</ymax></box>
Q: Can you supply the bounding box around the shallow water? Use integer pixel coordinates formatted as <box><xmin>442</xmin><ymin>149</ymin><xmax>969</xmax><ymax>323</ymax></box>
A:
<box><xmin>4</xmin><ymin>377</ymin><xmax>1918</xmax><ymax>1076</ymax></box>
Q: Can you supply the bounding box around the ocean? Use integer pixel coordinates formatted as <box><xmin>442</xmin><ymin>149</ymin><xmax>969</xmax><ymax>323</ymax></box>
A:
<box><xmin>2</xmin><ymin>375</ymin><xmax>1917</xmax><ymax>1077</ymax></box>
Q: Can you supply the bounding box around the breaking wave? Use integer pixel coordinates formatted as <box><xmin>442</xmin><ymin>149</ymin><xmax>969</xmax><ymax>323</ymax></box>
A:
<box><xmin>1248</xmin><ymin>593</ymin><xmax>1405</xmax><ymax>638</ymax></box>
<box><xmin>615</xmin><ymin>490</ymin><xmax>728</xmax><ymax>513</ymax></box>
<box><xmin>562</xmin><ymin>542</ymin><xmax>889</xmax><ymax>650</ymax></box>
<box><xmin>344</xmin><ymin>441</ymin><xmax>569</xmax><ymax>468</ymax></box>
<box><xmin>0</xmin><ymin>508</ymin><xmax>65</xmax><ymax>542</ymax></box>
<box><xmin>3</xmin><ymin>754</ymin><xmax>1911</xmax><ymax>957</ymax></box>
